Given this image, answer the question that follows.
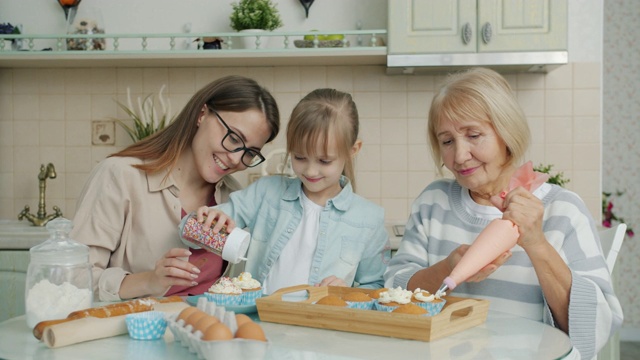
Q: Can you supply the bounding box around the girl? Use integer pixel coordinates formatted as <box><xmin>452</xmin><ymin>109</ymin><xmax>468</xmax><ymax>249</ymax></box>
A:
<box><xmin>196</xmin><ymin>88</ymin><xmax>390</xmax><ymax>294</ymax></box>
<box><xmin>71</xmin><ymin>75</ymin><xmax>280</xmax><ymax>301</ymax></box>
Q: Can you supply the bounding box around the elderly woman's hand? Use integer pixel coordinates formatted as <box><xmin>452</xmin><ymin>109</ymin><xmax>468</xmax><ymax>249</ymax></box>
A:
<box><xmin>448</xmin><ymin>245</ymin><xmax>512</xmax><ymax>283</ymax></box>
<box><xmin>500</xmin><ymin>186</ymin><xmax>546</xmax><ymax>249</ymax></box>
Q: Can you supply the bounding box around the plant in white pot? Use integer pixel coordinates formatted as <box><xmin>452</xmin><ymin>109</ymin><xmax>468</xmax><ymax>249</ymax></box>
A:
<box><xmin>229</xmin><ymin>0</ymin><xmax>283</xmax><ymax>49</ymax></box>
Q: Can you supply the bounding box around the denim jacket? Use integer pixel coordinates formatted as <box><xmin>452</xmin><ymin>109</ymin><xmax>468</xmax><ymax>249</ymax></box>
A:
<box><xmin>215</xmin><ymin>175</ymin><xmax>391</xmax><ymax>290</ymax></box>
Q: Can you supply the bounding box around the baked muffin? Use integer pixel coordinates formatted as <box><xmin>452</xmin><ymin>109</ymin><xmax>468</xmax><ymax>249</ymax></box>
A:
<box><xmin>232</xmin><ymin>272</ymin><xmax>262</xmax><ymax>305</ymax></box>
<box><xmin>392</xmin><ymin>303</ymin><xmax>428</xmax><ymax>315</ymax></box>
<box><xmin>369</xmin><ymin>288</ymin><xmax>388</xmax><ymax>300</ymax></box>
<box><xmin>411</xmin><ymin>288</ymin><xmax>447</xmax><ymax>316</ymax></box>
<box><xmin>316</xmin><ymin>295</ymin><xmax>348</xmax><ymax>307</ymax></box>
<box><xmin>205</xmin><ymin>277</ymin><xmax>243</xmax><ymax>306</ymax></box>
<box><xmin>342</xmin><ymin>292</ymin><xmax>374</xmax><ymax>310</ymax></box>
<box><xmin>375</xmin><ymin>287</ymin><xmax>413</xmax><ymax>312</ymax></box>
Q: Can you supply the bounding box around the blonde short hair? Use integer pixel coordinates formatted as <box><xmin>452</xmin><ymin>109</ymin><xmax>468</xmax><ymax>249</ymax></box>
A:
<box><xmin>427</xmin><ymin>67</ymin><xmax>530</xmax><ymax>175</ymax></box>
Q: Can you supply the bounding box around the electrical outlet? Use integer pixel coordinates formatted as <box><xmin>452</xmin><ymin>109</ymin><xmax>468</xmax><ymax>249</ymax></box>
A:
<box><xmin>92</xmin><ymin>120</ymin><xmax>115</xmax><ymax>145</ymax></box>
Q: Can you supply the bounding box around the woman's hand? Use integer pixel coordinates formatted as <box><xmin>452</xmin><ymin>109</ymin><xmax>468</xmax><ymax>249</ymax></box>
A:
<box><xmin>315</xmin><ymin>275</ymin><xmax>347</xmax><ymax>287</ymax></box>
<box><xmin>196</xmin><ymin>206</ymin><xmax>236</xmax><ymax>233</ymax></box>
<box><xmin>447</xmin><ymin>245</ymin><xmax>512</xmax><ymax>283</ymax></box>
<box><xmin>120</xmin><ymin>248</ymin><xmax>202</xmax><ymax>299</ymax></box>
<box><xmin>147</xmin><ymin>248</ymin><xmax>201</xmax><ymax>293</ymax></box>
<box><xmin>500</xmin><ymin>186</ymin><xmax>546</xmax><ymax>249</ymax></box>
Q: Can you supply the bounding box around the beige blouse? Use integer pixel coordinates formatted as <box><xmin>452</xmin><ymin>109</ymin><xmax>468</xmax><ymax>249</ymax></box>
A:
<box><xmin>70</xmin><ymin>156</ymin><xmax>241</xmax><ymax>301</ymax></box>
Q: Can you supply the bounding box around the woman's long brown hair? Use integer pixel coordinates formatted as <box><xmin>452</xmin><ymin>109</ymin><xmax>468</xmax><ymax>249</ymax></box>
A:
<box><xmin>111</xmin><ymin>75</ymin><xmax>280</xmax><ymax>176</ymax></box>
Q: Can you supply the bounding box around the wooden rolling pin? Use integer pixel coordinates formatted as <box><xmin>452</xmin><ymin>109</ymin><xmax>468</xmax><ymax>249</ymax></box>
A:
<box><xmin>33</xmin><ymin>295</ymin><xmax>184</xmax><ymax>340</ymax></box>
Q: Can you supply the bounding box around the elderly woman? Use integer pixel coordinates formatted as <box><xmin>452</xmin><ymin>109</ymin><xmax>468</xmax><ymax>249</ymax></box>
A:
<box><xmin>384</xmin><ymin>67</ymin><xmax>623</xmax><ymax>359</ymax></box>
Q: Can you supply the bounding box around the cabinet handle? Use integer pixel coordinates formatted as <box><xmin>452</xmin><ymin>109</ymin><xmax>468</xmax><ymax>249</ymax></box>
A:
<box><xmin>481</xmin><ymin>22</ymin><xmax>492</xmax><ymax>44</ymax></box>
<box><xmin>461</xmin><ymin>23</ymin><xmax>472</xmax><ymax>45</ymax></box>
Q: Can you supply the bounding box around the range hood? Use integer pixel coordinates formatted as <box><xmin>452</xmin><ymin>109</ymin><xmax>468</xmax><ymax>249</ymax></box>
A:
<box><xmin>386</xmin><ymin>51</ymin><xmax>568</xmax><ymax>75</ymax></box>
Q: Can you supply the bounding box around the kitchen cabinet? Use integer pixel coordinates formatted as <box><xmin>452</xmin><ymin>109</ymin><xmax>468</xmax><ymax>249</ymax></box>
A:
<box><xmin>0</xmin><ymin>251</ymin><xmax>29</xmax><ymax>323</ymax></box>
<box><xmin>388</xmin><ymin>0</ymin><xmax>567</xmax><ymax>54</ymax></box>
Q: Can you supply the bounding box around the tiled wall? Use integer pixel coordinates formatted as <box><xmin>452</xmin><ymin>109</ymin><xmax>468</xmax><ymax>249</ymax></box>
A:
<box><xmin>0</xmin><ymin>63</ymin><xmax>601</xmax><ymax>225</ymax></box>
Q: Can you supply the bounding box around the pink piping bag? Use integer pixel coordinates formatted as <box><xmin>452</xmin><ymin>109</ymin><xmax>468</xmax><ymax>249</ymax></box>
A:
<box><xmin>436</xmin><ymin>162</ymin><xmax>549</xmax><ymax>296</ymax></box>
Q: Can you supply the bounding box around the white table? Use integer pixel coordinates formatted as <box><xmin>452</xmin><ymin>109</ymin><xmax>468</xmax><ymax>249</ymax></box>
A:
<box><xmin>0</xmin><ymin>310</ymin><xmax>573</xmax><ymax>360</ymax></box>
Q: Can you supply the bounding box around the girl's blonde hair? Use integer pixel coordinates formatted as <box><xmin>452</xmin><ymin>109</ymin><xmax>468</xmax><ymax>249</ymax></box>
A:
<box><xmin>286</xmin><ymin>88</ymin><xmax>360</xmax><ymax>191</ymax></box>
<box><xmin>428</xmin><ymin>67</ymin><xmax>530</xmax><ymax>176</ymax></box>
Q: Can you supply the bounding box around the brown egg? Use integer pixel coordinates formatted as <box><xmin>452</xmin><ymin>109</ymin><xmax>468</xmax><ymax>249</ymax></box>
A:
<box><xmin>235</xmin><ymin>314</ymin><xmax>252</xmax><ymax>328</ymax></box>
<box><xmin>193</xmin><ymin>315</ymin><xmax>220</xmax><ymax>334</ymax></box>
<box><xmin>185</xmin><ymin>309</ymin><xmax>208</xmax><ymax>328</ymax></box>
<box><xmin>202</xmin><ymin>322</ymin><xmax>233</xmax><ymax>341</ymax></box>
<box><xmin>234</xmin><ymin>322</ymin><xmax>267</xmax><ymax>342</ymax></box>
<box><xmin>177</xmin><ymin>306</ymin><xmax>199</xmax><ymax>323</ymax></box>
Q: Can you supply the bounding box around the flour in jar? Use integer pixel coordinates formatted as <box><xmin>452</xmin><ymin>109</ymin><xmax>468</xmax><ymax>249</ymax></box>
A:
<box><xmin>26</xmin><ymin>279</ymin><xmax>92</xmax><ymax>327</ymax></box>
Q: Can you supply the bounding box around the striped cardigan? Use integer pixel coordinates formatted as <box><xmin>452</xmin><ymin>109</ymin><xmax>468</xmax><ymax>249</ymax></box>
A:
<box><xmin>384</xmin><ymin>179</ymin><xmax>623</xmax><ymax>359</ymax></box>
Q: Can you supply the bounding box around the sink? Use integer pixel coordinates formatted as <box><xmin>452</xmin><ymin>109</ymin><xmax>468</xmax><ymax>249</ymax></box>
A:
<box><xmin>0</xmin><ymin>220</ymin><xmax>49</xmax><ymax>250</ymax></box>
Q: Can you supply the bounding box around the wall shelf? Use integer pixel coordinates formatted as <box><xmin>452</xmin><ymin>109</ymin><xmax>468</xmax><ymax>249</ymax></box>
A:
<box><xmin>0</xmin><ymin>30</ymin><xmax>387</xmax><ymax>68</ymax></box>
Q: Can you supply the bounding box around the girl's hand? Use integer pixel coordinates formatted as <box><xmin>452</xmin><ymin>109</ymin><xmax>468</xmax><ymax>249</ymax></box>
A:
<box><xmin>149</xmin><ymin>248</ymin><xmax>201</xmax><ymax>294</ymax></box>
<box><xmin>447</xmin><ymin>245</ymin><xmax>512</xmax><ymax>283</ymax></box>
<box><xmin>196</xmin><ymin>206</ymin><xmax>236</xmax><ymax>233</ymax></box>
<box><xmin>500</xmin><ymin>186</ymin><xmax>546</xmax><ymax>249</ymax></box>
<box><xmin>315</xmin><ymin>275</ymin><xmax>347</xmax><ymax>287</ymax></box>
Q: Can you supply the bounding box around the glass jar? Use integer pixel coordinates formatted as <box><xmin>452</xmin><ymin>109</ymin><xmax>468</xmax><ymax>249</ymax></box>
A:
<box><xmin>25</xmin><ymin>218</ymin><xmax>93</xmax><ymax>329</ymax></box>
<box><xmin>65</xmin><ymin>5</ymin><xmax>106</xmax><ymax>51</ymax></box>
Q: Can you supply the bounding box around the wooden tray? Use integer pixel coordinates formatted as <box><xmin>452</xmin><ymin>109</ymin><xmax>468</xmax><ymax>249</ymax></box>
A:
<box><xmin>256</xmin><ymin>285</ymin><xmax>489</xmax><ymax>342</ymax></box>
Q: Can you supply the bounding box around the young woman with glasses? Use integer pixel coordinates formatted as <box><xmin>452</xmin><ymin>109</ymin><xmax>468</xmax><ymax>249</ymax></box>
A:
<box><xmin>70</xmin><ymin>75</ymin><xmax>280</xmax><ymax>301</ymax></box>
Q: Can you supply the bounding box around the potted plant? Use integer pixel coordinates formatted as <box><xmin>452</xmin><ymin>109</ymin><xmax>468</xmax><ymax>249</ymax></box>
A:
<box><xmin>0</xmin><ymin>22</ymin><xmax>22</xmax><ymax>51</ymax></box>
<box><xmin>229</xmin><ymin>0</ymin><xmax>283</xmax><ymax>49</ymax></box>
<box><xmin>113</xmin><ymin>85</ymin><xmax>175</xmax><ymax>143</ymax></box>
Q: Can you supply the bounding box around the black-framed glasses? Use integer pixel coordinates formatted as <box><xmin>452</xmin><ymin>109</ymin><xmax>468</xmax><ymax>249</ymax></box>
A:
<box><xmin>209</xmin><ymin>107</ymin><xmax>266</xmax><ymax>168</ymax></box>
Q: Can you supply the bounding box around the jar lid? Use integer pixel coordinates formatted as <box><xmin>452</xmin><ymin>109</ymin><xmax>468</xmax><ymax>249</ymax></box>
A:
<box><xmin>29</xmin><ymin>218</ymin><xmax>90</xmax><ymax>265</ymax></box>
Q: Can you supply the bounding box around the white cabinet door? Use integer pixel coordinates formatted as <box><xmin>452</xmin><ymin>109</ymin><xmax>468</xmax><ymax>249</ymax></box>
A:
<box><xmin>478</xmin><ymin>0</ymin><xmax>567</xmax><ymax>52</ymax></box>
<box><xmin>388</xmin><ymin>0</ymin><xmax>567</xmax><ymax>54</ymax></box>
<box><xmin>389</xmin><ymin>0</ymin><xmax>476</xmax><ymax>54</ymax></box>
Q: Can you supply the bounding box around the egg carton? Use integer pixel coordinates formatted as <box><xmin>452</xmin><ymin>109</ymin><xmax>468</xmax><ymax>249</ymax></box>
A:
<box><xmin>167</xmin><ymin>297</ymin><xmax>269</xmax><ymax>360</ymax></box>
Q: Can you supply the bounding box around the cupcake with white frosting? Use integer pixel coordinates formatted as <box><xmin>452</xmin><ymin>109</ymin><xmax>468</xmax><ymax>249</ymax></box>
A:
<box><xmin>374</xmin><ymin>286</ymin><xmax>413</xmax><ymax>312</ymax></box>
<box><xmin>204</xmin><ymin>277</ymin><xmax>243</xmax><ymax>306</ymax></box>
<box><xmin>411</xmin><ymin>288</ymin><xmax>446</xmax><ymax>316</ymax></box>
<box><xmin>232</xmin><ymin>272</ymin><xmax>262</xmax><ymax>305</ymax></box>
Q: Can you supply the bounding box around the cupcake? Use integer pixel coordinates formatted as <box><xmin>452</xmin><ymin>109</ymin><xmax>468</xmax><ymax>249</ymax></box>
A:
<box><xmin>375</xmin><ymin>287</ymin><xmax>412</xmax><ymax>312</ymax></box>
<box><xmin>205</xmin><ymin>277</ymin><xmax>243</xmax><ymax>306</ymax></box>
<box><xmin>315</xmin><ymin>295</ymin><xmax>347</xmax><ymax>307</ymax></box>
<box><xmin>232</xmin><ymin>272</ymin><xmax>263</xmax><ymax>305</ymax></box>
<box><xmin>392</xmin><ymin>303</ymin><xmax>428</xmax><ymax>315</ymax></box>
<box><xmin>342</xmin><ymin>292</ymin><xmax>374</xmax><ymax>310</ymax></box>
<box><xmin>369</xmin><ymin>288</ymin><xmax>388</xmax><ymax>300</ymax></box>
<box><xmin>411</xmin><ymin>288</ymin><xmax>447</xmax><ymax>316</ymax></box>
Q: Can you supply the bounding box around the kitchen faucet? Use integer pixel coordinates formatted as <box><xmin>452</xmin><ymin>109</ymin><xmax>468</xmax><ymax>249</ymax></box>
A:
<box><xmin>18</xmin><ymin>163</ymin><xmax>63</xmax><ymax>226</ymax></box>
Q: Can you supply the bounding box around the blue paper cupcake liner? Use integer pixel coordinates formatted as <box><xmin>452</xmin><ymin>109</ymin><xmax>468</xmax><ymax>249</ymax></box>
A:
<box><xmin>374</xmin><ymin>300</ymin><xmax>402</xmax><ymax>312</ymax></box>
<box><xmin>413</xmin><ymin>299</ymin><xmax>447</xmax><ymax>316</ymax></box>
<box><xmin>346</xmin><ymin>300</ymin><xmax>375</xmax><ymax>310</ymax></box>
<box><xmin>125</xmin><ymin>311</ymin><xmax>167</xmax><ymax>340</ymax></box>
<box><xmin>241</xmin><ymin>289</ymin><xmax>263</xmax><ymax>305</ymax></box>
<box><xmin>204</xmin><ymin>292</ymin><xmax>243</xmax><ymax>306</ymax></box>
